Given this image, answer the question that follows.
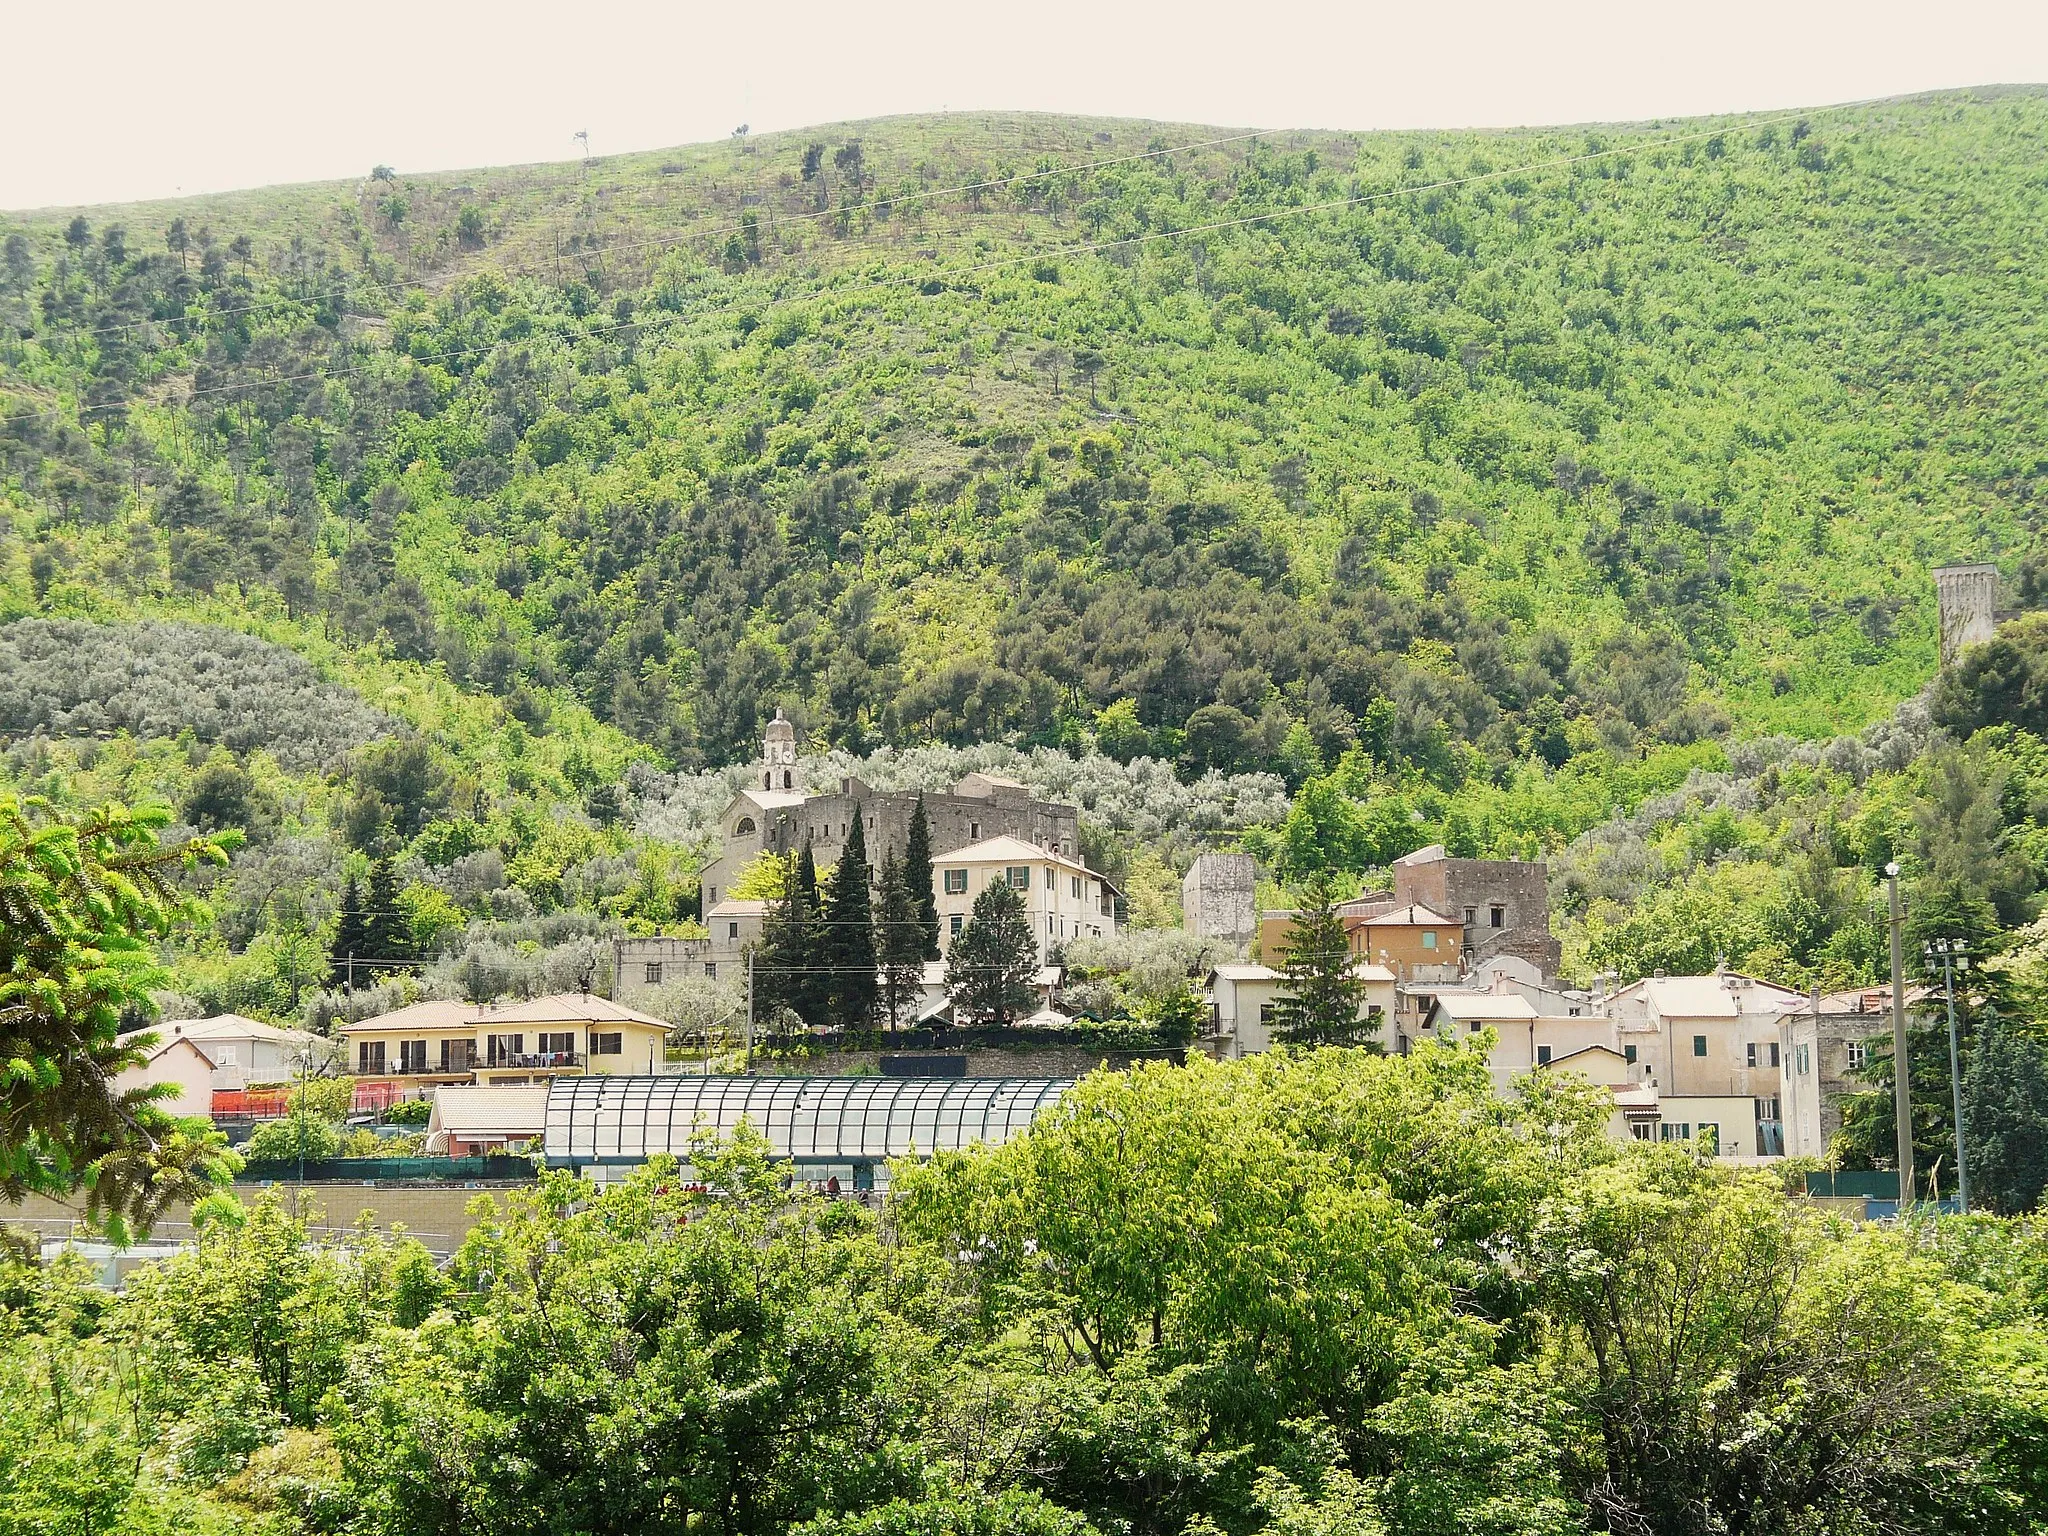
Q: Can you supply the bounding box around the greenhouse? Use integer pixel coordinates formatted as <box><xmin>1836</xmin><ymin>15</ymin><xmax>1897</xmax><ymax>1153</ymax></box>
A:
<box><xmin>543</xmin><ymin>1075</ymin><xmax>1073</xmax><ymax>1190</ymax></box>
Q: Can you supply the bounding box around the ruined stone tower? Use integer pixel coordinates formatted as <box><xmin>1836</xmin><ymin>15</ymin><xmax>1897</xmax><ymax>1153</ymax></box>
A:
<box><xmin>1934</xmin><ymin>563</ymin><xmax>1999</xmax><ymax>666</ymax></box>
<box><xmin>1182</xmin><ymin>852</ymin><xmax>1257</xmax><ymax>948</ymax></box>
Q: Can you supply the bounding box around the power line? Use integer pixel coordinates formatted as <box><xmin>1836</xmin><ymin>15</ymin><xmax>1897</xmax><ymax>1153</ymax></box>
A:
<box><xmin>56</xmin><ymin>129</ymin><xmax>1279</xmax><ymax>344</ymax></box>
<box><xmin>2</xmin><ymin>98</ymin><xmax>1881</xmax><ymax>431</ymax></box>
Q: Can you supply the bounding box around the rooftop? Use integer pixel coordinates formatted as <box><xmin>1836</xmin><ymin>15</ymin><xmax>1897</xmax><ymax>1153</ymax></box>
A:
<box><xmin>1357</xmin><ymin>903</ymin><xmax>1460</xmax><ymax>928</ymax></box>
<box><xmin>1428</xmin><ymin>993</ymin><xmax>1540</xmax><ymax>1022</ymax></box>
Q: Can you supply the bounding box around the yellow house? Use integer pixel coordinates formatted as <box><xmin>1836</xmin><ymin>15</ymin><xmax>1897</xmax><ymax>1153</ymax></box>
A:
<box><xmin>338</xmin><ymin>993</ymin><xmax>672</xmax><ymax>1089</ymax></box>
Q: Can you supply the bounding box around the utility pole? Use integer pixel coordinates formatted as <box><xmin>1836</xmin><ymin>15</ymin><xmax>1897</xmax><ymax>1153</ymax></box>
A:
<box><xmin>1925</xmin><ymin>937</ymin><xmax>1971</xmax><ymax>1214</ymax></box>
<box><xmin>1887</xmin><ymin>863</ymin><xmax>1915</xmax><ymax>1211</ymax></box>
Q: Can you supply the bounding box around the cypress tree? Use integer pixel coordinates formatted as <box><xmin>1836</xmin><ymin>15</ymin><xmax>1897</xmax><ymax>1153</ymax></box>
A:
<box><xmin>362</xmin><ymin>857</ymin><xmax>413</xmax><ymax>969</ymax></box>
<box><xmin>328</xmin><ymin>870</ymin><xmax>369</xmax><ymax>986</ymax></box>
<box><xmin>822</xmin><ymin>810</ymin><xmax>877</xmax><ymax>1031</ymax></box>
<box><xmin>1965</xmin><ymin>1005</ymin><xmax>2048</xmax><ymax>1214</ymax></box>
<box><xmin>906</xmin><ymin>792</ymin><xmax>940</xmax><ymax>959</ymax></box>
<box><xmin>876</xmin><ymin>848</ymin><xmax>926</xmax><ymax>1031</ymax></box>
<box><xmin>763</xmin><ymin>837</ymin><xmax>831</xmax><ymax>1028</ymax></box>
<box><xmin>1272</xmin><ymin>875</ymin><xmax>1366</xmax><ymax>1046</ymax></box>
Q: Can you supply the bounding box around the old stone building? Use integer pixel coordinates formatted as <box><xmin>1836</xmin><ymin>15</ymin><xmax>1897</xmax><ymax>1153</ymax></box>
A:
<box><xmin>1387</xmin><ymin>844</ymin><xmax>1563</xmax><ymax>976</ymax></box>
<box><xmin>698</xmin><ymin>719</ymin><xmax>1080</xmax><ymax>914</ymax></box>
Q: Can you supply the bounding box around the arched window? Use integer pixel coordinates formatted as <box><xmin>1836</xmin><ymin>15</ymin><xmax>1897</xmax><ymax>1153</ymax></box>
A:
<box><xmin>735</xmin><ymin>817</ymin><xmax>757</xmax><ymax>836</ymax></box>
<box><xmin>762</xmin><ymin>772</ymin><xmax>771</xmax><ymax>789</ymax></box>
<box><xmin>782</xmin><ymin>769</ymin><xmax>793</xmax><ymax>788</ymax></box>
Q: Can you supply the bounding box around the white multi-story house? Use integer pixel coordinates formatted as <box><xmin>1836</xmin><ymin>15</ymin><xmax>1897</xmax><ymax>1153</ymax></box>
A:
<box><xmin>933</xmin><ymin>835</ymin><xmax>1118</xmax><ymax>961</ymax></box>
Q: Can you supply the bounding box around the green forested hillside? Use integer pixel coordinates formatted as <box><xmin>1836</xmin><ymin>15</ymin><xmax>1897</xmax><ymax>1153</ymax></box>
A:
<box><xmin>5</xmin><ymin>92</ymin><xmax>2046</xmax><ymax>773</ymax></box>
<box><xmin>4</xmin><ymin>91</ymin><xmax>2048</xmax><ymax>1011</ymax></box>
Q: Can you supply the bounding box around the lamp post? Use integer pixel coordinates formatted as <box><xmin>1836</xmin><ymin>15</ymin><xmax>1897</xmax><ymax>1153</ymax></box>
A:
<box><xmin>1923</xmin><ymin>937</ymin><xmax>1971</xmax><ymax>1214</ymax></box>
<box><xmin>1886</xmin><ymin>862</ymin><xmax>1915</xmax><ymax>1211</ymax></box>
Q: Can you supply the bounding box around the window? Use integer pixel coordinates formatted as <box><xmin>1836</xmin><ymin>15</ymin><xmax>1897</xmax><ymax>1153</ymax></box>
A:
<box><xmin>1659</xmin><ymin>1122</ymin><xmax>1693</xmax><ymax>1142</ymax></box>
<box><xmin>943</xmin><ymin>869</ymin><xmax>968</xmax><ymax>894</ymax></box>
<box><xmin>949</xmin><ymin>914</ymin><xmax>964</xmax><ymax>938</ymax></box>
<box><xmin>782</xmin><ymin>770</ymin><xmax>792</xmax><ymax>789</ymax></box>
<box><xmin>399</xmin><ymin>1039</ymin><xmax>428</xmax><ymax>1072</ymax></box>
<box><xmin>1846</xmin><ymin>1040</ymin><xmax>1868</xmax><ymax>1070</ymax></box>
<box><xmin>1693</xmin><ymin>1035</ymin><xmax>1708</xmax><ymax>1057</ymax></box>
<box><xmin>704</xmin><ymin>962</ymin><xmax>717</xmax><ymax>979</ymax></box>
<box><xmin>1797</xmin><ymin>1043</ymin><xmax>1811</xmax><ymax>1075</ymax></box>
<box><xmin>1005</xmin><ymin>866</ymin><xmax>1031</xmax><ymax>890</ymax></box>
<box><xmin>487</xmin><ymin>1033</ymin><xmax>525</xmax><ymax>1065</ymax></box>
<box><xmin>358</xmin><ymin>1041</ymin><xmax>386</xmax><ymax>1073</ymax></box>
<box><xmin>1536</xmin><ymin>1044</ymin><xmax>1552</xmax><ymax>1064</ymax></box>
<box><xmin>1464</xmin><ymin>906</ymin><xmax>1477</xmax><ymax>925</ymax></box>
<box><xmin>969</xmin><ymin>820</ymin><xmax>981</xmax><ymax>841</ymax></box>
<box><xmin>1258</xmin><ymin>1003</ymin><xmax>1274</xmax><ymax>1023</ymax></box>
<box><xmin>644</xmin><ymin>962</ymin><xmax>664</xmax><ymax>986</ymax></box>
<box><xmin>539</xmin><ymin>1032</ymin><xmax>575</xmax><ymax>1057</ymax></box>
<box><xmin>1469</xmin><ymin>1020</ymin><xmax>1482</xmax><ymax>1034</ymax></box>
<box><xmin>727</xmin><ymin>921</ymin><xmax>740</xmax><ymax>939</ymax></box>
<box><xmin>592</xmin><ymin>1033</ymin><xmax>624</xmax><ymax>1056</ymax></box>
<box><xmin>216</xmin><ymin>1044</ymin><xmax>238</xmax><ymax>1067</ymax></box>
<box><xmin>441</xmin><ymin>1039</ymin><xmax>475</xmax><ymax>1072</ymax></box>
<box><xmin>1421</xmin><ymin>931</ymin><xmax>1437</xmax><ymax>950</ymax></box>
<box><xmin>1489</xmin><ymin>905</ymin><xmax>1505</xmax><ymax>928</ymax></box>
<box><xmin>1630</xmin><ymin>1122</ymin><xmax>1654</xmax><ymax>1140</ymax></box>
<box><xmin>1746</xmin><ymin>1042</ymin><xmax>1758</xmax><ymax>1068</ymax></box>
<box><xmin>1071</xmin><ymin>875</ymin><xmax>1082</xmax><ymax>899</ymax></box>
<box><xmin>734</xmin><ymin>817</ymin><xmax>756</xmax><ymax>836</ymax></box>
<box><xmin>1625</xmin><ymin>1044</ymin><xmax>1637</xmax><ymax>1064</ymax></box>
<box><xmin>1768</xmin><ymin>1041</ymin><xmax>1781</xmax><ymax>1067</ymax></box>
<box><xmin>1755</xmin><ymin>1097</ymin><xmax>1780</xmax><ymax>1121</ymax></box>
<box><xmin>708</xmin><ymin>887</ymin><xmax>718</xmax><ymax>905</ymax></box>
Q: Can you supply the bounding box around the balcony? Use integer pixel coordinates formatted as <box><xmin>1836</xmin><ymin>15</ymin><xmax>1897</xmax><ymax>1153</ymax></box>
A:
<box><xmin>356</xmin><ymin>1060</ymin><xmax>476</xmax><ymax>1077</ymax></box>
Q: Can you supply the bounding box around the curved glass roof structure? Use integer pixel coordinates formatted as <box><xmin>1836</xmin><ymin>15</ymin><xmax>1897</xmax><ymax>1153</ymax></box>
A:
<box><xmin>544</xmin><ymin>1075</ymin><xmax>1073</xmax><ymax>1165</ymax></box>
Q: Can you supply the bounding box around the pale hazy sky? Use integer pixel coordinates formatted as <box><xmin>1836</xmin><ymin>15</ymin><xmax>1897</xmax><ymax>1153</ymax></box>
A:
<box><xmin>7</xmin><ymin>0</ymin><xmax>2047</xmax><ymax>210</ymax></box>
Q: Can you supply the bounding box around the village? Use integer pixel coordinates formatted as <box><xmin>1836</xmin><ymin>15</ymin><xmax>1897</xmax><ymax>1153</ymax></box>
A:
<box><xmin>111</xmin><ymin>694</ymin><xmax>1935</xmax><ymax>1213</ymax></box>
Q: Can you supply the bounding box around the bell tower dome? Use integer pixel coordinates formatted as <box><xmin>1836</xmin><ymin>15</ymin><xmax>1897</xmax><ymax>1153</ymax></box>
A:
<box><xmin>762</xmin><ymin>708</ymin><xmax>799</xmax><ymax>792</ymax></box>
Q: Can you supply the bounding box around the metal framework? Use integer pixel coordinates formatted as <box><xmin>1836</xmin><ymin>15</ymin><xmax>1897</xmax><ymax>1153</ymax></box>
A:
<box><xmin>543</xmin><ymin>1075</ymin><xmax>1074</xmax><ymax>1166</ymax></box>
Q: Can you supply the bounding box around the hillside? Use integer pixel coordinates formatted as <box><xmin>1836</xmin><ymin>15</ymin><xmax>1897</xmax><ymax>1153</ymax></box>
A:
<box><xmin>4</xmin><ymin>91</ymin><xmax>2048</xmax><ymax>1005</ymax></box>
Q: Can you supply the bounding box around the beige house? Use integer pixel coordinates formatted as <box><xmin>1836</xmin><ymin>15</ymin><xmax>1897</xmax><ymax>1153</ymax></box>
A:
<box><xmin>115</xmin><ymin>1014</ymin><xmax>326</xmax><ymax>1114</ymax></box>
<box><xmin>934</xmin><ymin>835</ymin><xmax>1118</xmax><ymax>961</ymax></box>
<box><xmin>1605</xmin><ymin>971</ymin><xmax>1804</xmax><ymax>1154</ymax></box>
<box><xmin>1205</xmin><ymin>961</ymin><xmax>1397</xmax><ymax>1057</ymax></box>
<box><xmin>339</xmin><ymin>993</ymin><xmax>672</xmax><ymax>1089</ymax></box>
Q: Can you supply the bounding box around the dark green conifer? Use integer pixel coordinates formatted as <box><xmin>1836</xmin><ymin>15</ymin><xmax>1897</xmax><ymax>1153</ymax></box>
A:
<box><xmin>822</xmin><ymin>810</ymin><xmax>877</xmax><ymax>1031</ymax></box>
<box><xmin>906</xmin><ymin>792</ymin><xmax>940</xmax><ymax>959</ymax></box>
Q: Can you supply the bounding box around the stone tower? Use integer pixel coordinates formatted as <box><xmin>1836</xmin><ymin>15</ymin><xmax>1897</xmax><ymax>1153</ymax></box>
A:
<box><xmin>1934</xmin><ymin>563</ymin><xmax>1999</xmax><ymax>666</ymax></box>
<box><xmin>761</xmin><ymin>709</ymin><xmax>799</xmax><ymax>792</ymax></box>
<box><xmin>1182</xmin><ymin>852</ymin><xmax>1257</xmax><ymax>948</ymax></box>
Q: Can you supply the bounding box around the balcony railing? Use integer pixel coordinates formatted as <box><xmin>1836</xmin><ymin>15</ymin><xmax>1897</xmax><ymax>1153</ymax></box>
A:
<box><xmin>357</xmin><ymin>1060</ymin><xmax>476</xmax><ymax>1077</ymax></box>
<box><xmin>484</xmin><ymin>1051</ymin><xmax>585</xmax><ymax>1070</ymax></box>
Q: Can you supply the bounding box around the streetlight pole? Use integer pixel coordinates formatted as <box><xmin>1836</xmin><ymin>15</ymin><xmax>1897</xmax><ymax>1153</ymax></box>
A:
<box><xmin>1886</xmin><ymin>863</ymin><xmax>1915</xmax><ymax>1211</ymax></box>
<box><xmin>1924</xmin><ymin>938</ymin><xmax>1971</xmax><ymax>1214</ymax></box>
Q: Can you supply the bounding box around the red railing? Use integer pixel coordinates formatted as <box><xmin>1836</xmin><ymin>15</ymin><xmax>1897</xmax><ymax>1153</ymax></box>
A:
<box><xmin>211</xmin><ymin>1087</ymin><xmax>293</xmax><ymax>1119</ymax></box>
<box><xmin>210</xmin><ymin>1083</ymin><xmax>429</xmax><ymax>1119</ymax></box>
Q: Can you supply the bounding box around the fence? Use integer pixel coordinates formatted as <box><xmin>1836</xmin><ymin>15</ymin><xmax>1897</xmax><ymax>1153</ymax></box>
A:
<box><xmin>1804</xmin><ymin>1170</ymin><xmax>1902</xmax><ymax>1200</ymax></box>
<box><xmin>236</xmin><ymin>1155</ymin><xmax>539</xmax><ymax>1184</ymax></box>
